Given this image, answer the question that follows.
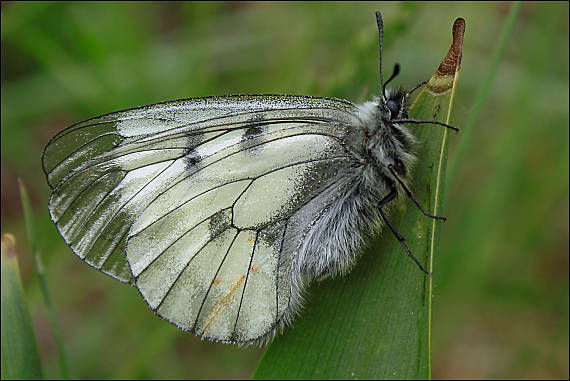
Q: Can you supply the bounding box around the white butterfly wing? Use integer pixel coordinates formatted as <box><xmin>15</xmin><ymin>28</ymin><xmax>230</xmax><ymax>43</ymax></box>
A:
<box><xmin>43</xmin><ymin>94</ymin><xmax>360</xmax><ymax>342</ymax></box>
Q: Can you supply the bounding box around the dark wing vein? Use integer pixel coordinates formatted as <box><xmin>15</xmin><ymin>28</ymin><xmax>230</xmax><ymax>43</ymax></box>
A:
<box><xmin>231</xmin><ymin>231</ymin><xmax>259</xmax><ymax>340</ymax></box>
<box><xmin>45</xmin><ymin>106</ymin><xmax>352</xmax><ymax>177</ymax></box>
<box><xmin>276</xmin><ymin>218</ymin><xmax>289</xmax><ymax>322</ymax></box>
<box><xmin>192</xmin><ymin>231</ymin><xmax>240</xmax><ymax>332</ymax></box>
<box><xmin>135</xmin><ymin>207</ymin><xmax>233</xmax><ymax>279</ymax></box>
<box><xmin>98</xmin><ymin>226</ymin><xmax>129</xmax><ymax>270</ymax></box>
<box><xmin>131</xmin><ymin>156</ymin><xmax>350</xmax><ymax>239</ymax></box>
<box><xmin>128</xmin><ymin>131</ymin><xmax>351</xmax><ymax>222</ymax></box>
<box><xmin>45</xmin><ymin>100</ymin><xmax>354</xmax><ymax>150</ymax></box>
<box><xmin>152</xmin><ymin>217</ymin><xmax>234</xmax><ymax>312</ymax></box>
<box><xmin>52</xmin><ymin>117</ymin><xmax>347</xmax><ymax>190</ymax></box>
<box><xmin>62</xmin><ymin>160</ymin><xmax>177</xmax><ymax>259</ymax></box>
<box><xmin>58</xmin><ymin>158</ymin><xmax>174</xmax><ymax>236</ymax></box>
<box><xmin>53</xmin><ymin>169</ymin><xmax>127</xmax><ymax>224</ymax></box>
<box><xmin>44</xmin><ymin>131</ymin><xmax>124</xmax><ymax>188</ymax></box>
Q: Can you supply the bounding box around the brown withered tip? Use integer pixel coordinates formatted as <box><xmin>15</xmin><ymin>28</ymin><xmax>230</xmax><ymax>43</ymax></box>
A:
<box><xmin>1</xmin><ymin>233</ymin><xmax>17</xmax><ymax>259</ymax></box>
<box><xmin>436</xmin><ymin>18</ymin><xmax>466</xmax><ymax>77</ymax></box>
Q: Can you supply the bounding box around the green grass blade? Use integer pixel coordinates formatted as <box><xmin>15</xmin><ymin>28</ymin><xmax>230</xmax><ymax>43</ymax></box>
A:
<box><xmin>446</xmin><ymin>1</ymin><xmax>521</xmax><ymax>187</ymax></box>
<box><xmin>254</xmin><ymin>18</ymin><xmax>465</xmax><ymax>380</ymax></box>
<box><xmin>1</xmin><ymin>234</ymin><xmax>43</xmax><ymax>380</ymax></box>
<box><xmin>19</xmin><ymin>179</ymin><xmax>70</xmax><ymax>379</ymax></box>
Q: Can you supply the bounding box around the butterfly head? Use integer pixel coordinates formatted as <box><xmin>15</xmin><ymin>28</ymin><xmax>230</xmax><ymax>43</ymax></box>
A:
<box><xmin>381</xmin><ymin>86</ymin><xmax>408</xmax><ymax>121</ymax></box>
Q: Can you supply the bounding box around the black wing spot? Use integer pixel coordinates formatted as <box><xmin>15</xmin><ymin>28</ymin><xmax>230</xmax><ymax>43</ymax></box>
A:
<box><xmin>242</xmin><ymin>125</ymin><xmax>264</xmax><ymax>142</ymax></box>
<box><xmin>209</xmin><ymin>209</ymin><xmax>232</xmax><ymax>238</ymax></box>
<box><xmin>240</xmin><ymin>120</ymin><xmax>267</xmax><ymax>155</ymax></box>
<box><xmin>185</xmin><ymin>149</ymin><xmax>202</xmax><ymax>169</ymax></box>
<box><xmin>257</xmin><ymin>220</ymin><xmax>286</xmax><ymax>249</ymax></box>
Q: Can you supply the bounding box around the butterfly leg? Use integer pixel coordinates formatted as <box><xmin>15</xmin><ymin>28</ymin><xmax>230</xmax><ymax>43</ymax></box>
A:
<box><xmin>406</xmin><ymin>79</ymin><xmax>428</xmax><ymax>97</ymax></box>
<box><xmin>391</xmin><ymin>118</ymin><xmax>459</xmax><ymax>132</ymax></box>
<box><xmin>388</xmin><ymin>165</ymin><xmax>446</xmax><ymax>221</ymax></box>
<box><xmin>378</xmin><ymin>188</ymin><xmax>431</xmax><ymax>275</ymax></box>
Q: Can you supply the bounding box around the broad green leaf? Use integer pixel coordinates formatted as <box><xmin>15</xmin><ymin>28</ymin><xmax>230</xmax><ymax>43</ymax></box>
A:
<box><xmin>1</xmin><ymin>234</ymin><xmax>43</xmax><ymax>380</ymax></box>
<box><xmin>254</xmin><ymin>17</ymin><xmax>465</xmax><ymax>380</ymax></box>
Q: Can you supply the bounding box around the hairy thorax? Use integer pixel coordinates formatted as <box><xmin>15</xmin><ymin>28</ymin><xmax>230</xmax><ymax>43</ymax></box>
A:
<box><xmin>353</xmin><ymin>94</ymin><xmax>417</xmax><ymax>188</ymax></box>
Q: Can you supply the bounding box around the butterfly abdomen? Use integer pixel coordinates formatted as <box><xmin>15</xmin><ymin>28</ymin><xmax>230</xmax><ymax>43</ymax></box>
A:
<box><xmin>284</xmin><ymin>171</ymin><xmax>382</xmax><ymax>319</ymax></box>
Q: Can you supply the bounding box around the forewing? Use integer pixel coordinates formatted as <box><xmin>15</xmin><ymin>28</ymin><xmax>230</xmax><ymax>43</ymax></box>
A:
<box><xmin>43</xmin><ymin>94</ymin><xmax>359</xmax><ymax>341</ymax></box>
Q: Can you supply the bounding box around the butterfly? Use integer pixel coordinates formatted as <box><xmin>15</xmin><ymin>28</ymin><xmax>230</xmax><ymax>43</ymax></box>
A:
<box><xmin>42</xmin><ymin>11</ymin><xmax>458</xmax><ymax>345</ymax></box>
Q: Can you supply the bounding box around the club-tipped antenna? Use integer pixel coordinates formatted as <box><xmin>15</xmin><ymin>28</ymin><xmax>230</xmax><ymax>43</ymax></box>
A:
<box><xmin>376</xmin><ymin>11</ymin><xmax>385</xmax><ymax>95</ymax></box>
<box><xmin>383</xmin><ymin>63</ymin><xmax>400</xmax><ymax>96</ymax></box>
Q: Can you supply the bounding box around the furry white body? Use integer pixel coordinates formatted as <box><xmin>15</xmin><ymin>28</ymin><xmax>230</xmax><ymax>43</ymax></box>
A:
<box><xmin>287</xmin><ymin>92</ymin><xmax>417</xmax><ymax>331</ymax></box>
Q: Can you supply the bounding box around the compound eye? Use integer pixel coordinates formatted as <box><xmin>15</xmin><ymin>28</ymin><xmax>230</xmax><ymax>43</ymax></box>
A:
<box><xmin>387</xmin><ymin>99</ymin><xmax>400</xmax><ymax>119</ymax></box>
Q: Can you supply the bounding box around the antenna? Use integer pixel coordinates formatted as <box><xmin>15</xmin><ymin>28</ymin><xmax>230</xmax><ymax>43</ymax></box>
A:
<box><xmin>375</xmin><ymin>11</ymin><xmax>384</xmax><ymax>94</ymax></box>
<box><xmin>383</xmin><ymin>63</ymin><xmax>400</xmax><ymax>94</ymax></box>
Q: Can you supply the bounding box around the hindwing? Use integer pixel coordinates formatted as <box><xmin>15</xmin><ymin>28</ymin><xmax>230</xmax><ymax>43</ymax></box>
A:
<box><xmin>43</xmin><ymin>94</ymin><xmax>360</xmax><ymax>342</ymax></box>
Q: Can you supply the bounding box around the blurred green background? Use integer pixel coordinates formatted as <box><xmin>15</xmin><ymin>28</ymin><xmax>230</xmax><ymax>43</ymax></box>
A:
<box><xmin>1</xmin><ymin>2</ymin><xmax>568</xmax><ymax>379</ymax></box>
